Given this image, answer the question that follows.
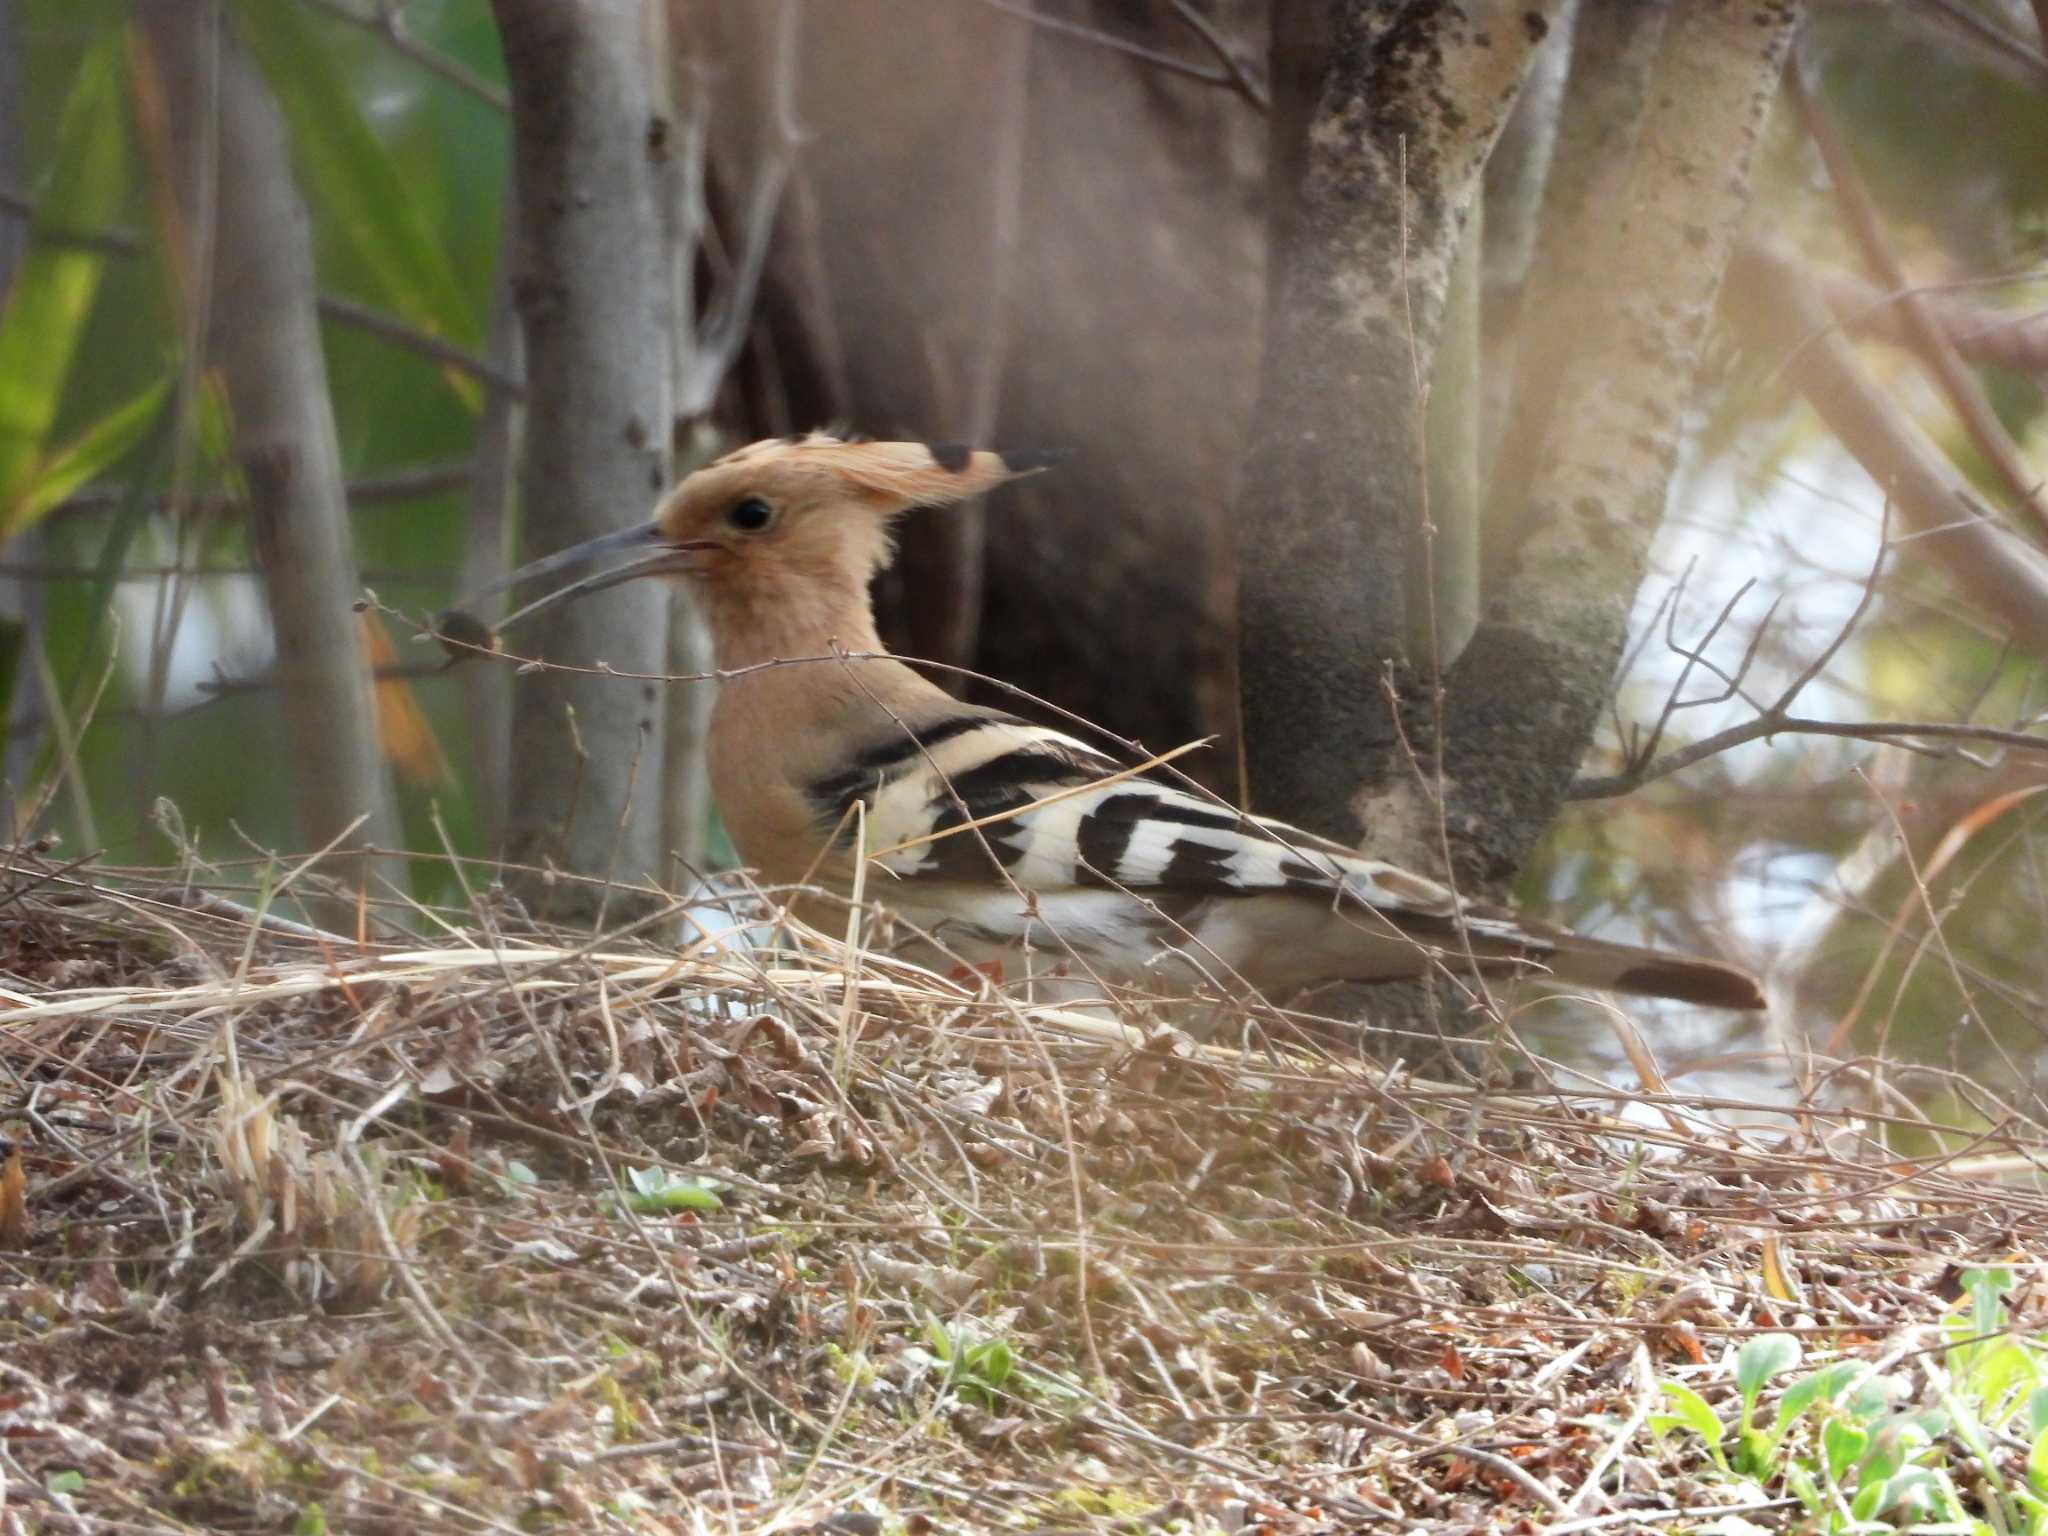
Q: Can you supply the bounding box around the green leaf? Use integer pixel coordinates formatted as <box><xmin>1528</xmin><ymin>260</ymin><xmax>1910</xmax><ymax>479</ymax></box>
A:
<box><xmin>1824</xmin><ymin>1418</ymin><xmax>1868</xmax><ymax>1483</ymax></box>
<box><xmin>1963</xmin><ymin>1340</ymin><xmax>2041</xmax><ymax>1425</ymax></box>
<box><xmin>2028</xmin><ymin>1422</ymin><xmax>2048</xmax><ymax>1498</ymax></box>
<box><xmin>619</xmin><ymin>1167</ymin><xmax>722</xmax><ymax>1214</ymax></box>
<box><xmin>0</xmin><ymin>31</ymin><xmax>132</xmax><ymax>504</ymax></box>
<box><xmin>1733</xmin><ymin>1424</ymin><xmax>1777</xmax><ymax>1479</ymax></box>
<box><xmin>1776</xmin><ymin>1360</ymin><xmax>1866</xmax><ymax>1429</ymax></box>
<box><xmin>1964</xmin><ymin>1267</ymin><xmax>2015</xmax><ymax>1334</ymax></box>
<box><xmin>224</xmin><ymin>0</ymin><xmax>481</xmax><ymax>371</ymax></box>
<box><xmin>2</xmin><ymin>374</ymin><xmax>170</xmax><ymax>537</ymax></box>
<box><xmin>967</xmin><ymin>1337</ymin><xmax>1013</xmax><ymax>1389</ymax></box>
<box><xmin>293</xmin><ymin>1504</ymin><xmax>328</xmax><ymax>1536</ymax></box>
<box><xmin>45</xmin><ymin>1469</ymin><xmax>85</xmax><ymax>1495</ymax></box>
<box><xmin>1657</xmin><ymin>1381</ymin><xmax>1729</xmax><ymax>1470</ymax></box>
<box><xmin>1736</xmin><ymin>1333</ymin><xmax>1802</xmax><ymax>1432</ymax></box>
<box><xmin>2028</xmin><ymin>1386</ymin><xmax>2048</xmax><ymax>1439</ymax></box>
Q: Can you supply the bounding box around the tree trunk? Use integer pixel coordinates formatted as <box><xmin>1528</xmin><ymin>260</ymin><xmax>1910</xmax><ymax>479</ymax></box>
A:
<box><xmin>491</xmin><ymin>0</ymin><xmax>674</xmax><ymax>919</ymax></box>
<box><xmin>1235</xmin><ymin>0</ymin><xmax>1562</xmax><ymax>848</ymax></box>
<box><xmin>0</xmin><ymin>0</ymin><xmax>38</xmax><ymax>802</ymax></box>
<box><xmin>139</xmin><ymin>0</ymin><xmax>402</xmax><ymax>908</ymax></box>
<box><xmin>457</xmin><ymin>205</ymin><xmax>524</xmax><ymax>852</ymax></box>
<box><xmin>1423</xmin><ymin>0</ymin><xmax>1801</xmax><ymax>890</ymax></box>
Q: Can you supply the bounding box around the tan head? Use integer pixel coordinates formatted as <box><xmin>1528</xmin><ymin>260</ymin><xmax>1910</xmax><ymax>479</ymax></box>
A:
<box><xmin>442</xmin><ymin>434</ymin><xmax>1055</xmax><ymax>654</ymax></box>
<box><xmin>654</xmin><ymin>434</ymin><xmax>1045</xmax><ymax>593</ymax></box>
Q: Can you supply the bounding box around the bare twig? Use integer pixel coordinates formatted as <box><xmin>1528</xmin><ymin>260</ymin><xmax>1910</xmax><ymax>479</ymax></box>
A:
<box><xmin>313</xmin><ymin>292</ymin><xmax>524</xmax><ymax>395</ymax></box>
<box><xmin>1728</xmin><ymin>243</ymin><xmax>2048</xmax><ymax>655</ymax></box>
<box><xmin>1810</xmin><ymin>260</ymin><xmax>2048</xmax><ymax>380</ymax></box>
<box><xmin>1573</xmin><ymin>717</ymin><xmax>2048</xmax><ymax>799</ymax></box>
<box><xmin>1577</xmin><ymin>510</ymin><xmax>1901</xmax><ymax>797</ymax></box>
<box><xmin>1165</xmin><ymin>0</ymin><xmax>1269</xmax><ymax>110</ymax></box>
<box><xmin>1790</xmin><ymin>65</ymin><xmax>2048</xmax><ymax>545</ymax></box>
<box><xmin>969</xmin><ymin>0</ymin><xmax>1266</xmax><ymax>109</ymax></box>
<box><xmin>299</xmin><ymin>0</ymin><xmax>510</xmax><ymax>111</ymax></box>
<box><xmin>1908</xmin><ymin>0</ymin><xmax>2048</xmax><ymax>88</ymax></box>
<box><xmin>4</xmin><ymin>183</ymin><xmax>521</xmax><ymax>391</ymax></box>
<box><xmin>49</xmin><ymin>460</ymin><xmax>474</xmax><ymax>519</ymax></box>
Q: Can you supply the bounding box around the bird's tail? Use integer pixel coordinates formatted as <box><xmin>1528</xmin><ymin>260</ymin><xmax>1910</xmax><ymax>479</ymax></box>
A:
<box><xmin>1504</xmin><ymin>924</ymin><xmax>1767</xmax><ymax>1011</ymax></box>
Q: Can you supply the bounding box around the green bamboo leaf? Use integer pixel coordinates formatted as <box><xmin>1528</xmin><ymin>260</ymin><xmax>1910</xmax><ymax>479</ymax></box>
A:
<box><xmin>225</xmin><ymin>0</ymin><xmax>481</xmax><ymax>360</ymax></box>
<box><xmin>2</xmin><ymin>375</ymin><xmax>170</xmax><ymax>537</ymax></box>
<box><xmin>0</xmin><ymin>32</ymin><xmax>132</xmax><ymax>503</ymax></box>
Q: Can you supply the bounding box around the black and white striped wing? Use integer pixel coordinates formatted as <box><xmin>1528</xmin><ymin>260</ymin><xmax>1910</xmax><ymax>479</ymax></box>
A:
<box><xmin>800</xmin><ymin>715</ymin><xmax>1767</xmax><ymax>1007</ymax></box>
<box><xmin>803</xmin><ymin>711</ymin><xmax>1494</xmax><ymax>933</ymax></box>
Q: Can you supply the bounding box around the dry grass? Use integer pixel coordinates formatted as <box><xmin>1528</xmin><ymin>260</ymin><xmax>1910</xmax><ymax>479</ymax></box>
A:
<box><xmin>0</xmin><ymin>846</ymin><xmax>2045</xmax><ymax>1535</ymax></box>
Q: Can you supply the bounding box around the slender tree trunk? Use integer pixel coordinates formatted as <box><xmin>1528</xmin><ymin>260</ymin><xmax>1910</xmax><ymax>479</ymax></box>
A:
<box><xmin>1235</xmin><ymin>0</ymin><xmax>1562</xmax><ymax>846</ymax></box>
<box><xmin>491</xmin><ymin>0</ymin><xmax>674</xmax><ymax>919</ymax></box>
<box><xmin>1424</xmin><ymin>0</ymin><xmax>1801</xmax><ymax>889</ymax></box>
<box><xmin>139</xmin><ymin>0</ymin><xmax>402</xmax><ymax>906</ymax></box>
<box><xmin>1483</xmin><ymin>0</ymin><xmax>1672</xmax><ymax>577</ymax></box>
<box><xmin>1478</xmin><ymin>0</ymin><xmax>1576</xmax><ymax>477</ymax></box>
<box><xmin>0</xmin><ymin>0</ymin><xmax>39</xmax><ymax>803</ymax></box>
<box><xmin>1415</xmin><ymin>202</ymin><xmax>1481</xmax><ymax>666</ymax></box>
<box><xmin>458</xmin><ymin>205</ymin><xmax>524</xmax><ymax>852</ymax></box>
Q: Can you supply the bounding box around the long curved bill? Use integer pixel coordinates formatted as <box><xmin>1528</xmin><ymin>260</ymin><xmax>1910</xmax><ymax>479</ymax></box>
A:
<box><xmin>436</xmin><ymin>522</ymin><xmax>714</xmax><ymax>653</ymax></box>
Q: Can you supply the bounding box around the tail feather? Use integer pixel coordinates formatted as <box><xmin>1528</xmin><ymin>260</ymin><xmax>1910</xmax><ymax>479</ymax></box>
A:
<box><xmin>1523</xmin><ymin>930</ymin><xmax>1767</xmax><ymax>1011</ymax></box>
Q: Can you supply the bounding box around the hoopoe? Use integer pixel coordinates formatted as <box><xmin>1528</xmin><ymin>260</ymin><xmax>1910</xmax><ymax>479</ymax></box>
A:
<box><xmin>449</xmin><ymin>434</ymin><xmax>1766</xmax><ymax>1012</ymax></box>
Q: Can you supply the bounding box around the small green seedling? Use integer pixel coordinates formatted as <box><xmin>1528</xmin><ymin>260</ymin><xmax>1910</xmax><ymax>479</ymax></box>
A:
<box><xmin>618</xmin><ymin>1166</ymin><xmax>723</xmax><ymax>1214</ymax></box>
<box><xmin>921</xmin><ymin>1313</ymin><xmax>1018</xmax><ymax>1410</ymax></box>
<box><xmin>1650</xmin><ymin>1269</ymin><xmax>2048</xmax><ymax>1534</ymax></box>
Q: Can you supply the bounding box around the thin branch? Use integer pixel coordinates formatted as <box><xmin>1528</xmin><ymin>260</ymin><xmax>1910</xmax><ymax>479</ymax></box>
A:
<box><xmin>314</xmin><ymin>291</ymin><xmax>524</xmax><ymax>395</ymax></box>
<box><xmin>48</xmin><ymin>460</ymin><xmax>475</xmax><ymax>519</ymax></box>
<box><xmin>1576</xmin><ymin>512</ymin><xmax>1897</xmax><ymax>798</ymax></box>
<box><xmin>969</xmin><ymin>0</ymin><xmax>1266</xmax><ymax>110</ymax></box>
<box><xmin>675</xmin><ymin>0</ymin><xmax>801</xmax><ymax>419</ymax></box>
<box><xmin>0</xmin><ymin>561</ymin><xmax>451</xmax><ymax>582</ymax></box>
<box><xmin>1791</xmin><ymin>64</ymin><xmax>2048</xmax><ymax>545</ymax></box>
<box><xmin>1570</xmin><ymin>714</ymin><xmax>2048</xmax><ymax>800</ymax></box>
<box><xmin>1810</xmin><ymin>259</ymin><xmax>2048</xmax><ymax>381</ymax></box>
<box><xmin>1165</xmin><ymin>0</ymin><xmax>1269</xmax><ymax>111</ymax></box>
<box><xmin>1908</xmin><ymin>0</ymin><xmax>2048</xmax><ymax>88</ymax></box>
<box><xmin>299</xmin><ymin>0</ymin><xmax>510</xmax><ymax>111</ymax></box>
<box><xmin>1</xmin><ymin>185</ymin><xmax>520</xmax><ymax>389</ymax></box>
<box><xmin>0</xmin><ymin>185</ymin><xmax>142</xmax><ymax>253</ymax></box>
<box><xmin>1726</xmin><ymin>241</ymin><xmax>2048</xmax><ymax>657</ymax></box>
<box><xmin>198</xmin><ymin>657</ymin><xmax>453</xmax><ymax>698</ymax></box>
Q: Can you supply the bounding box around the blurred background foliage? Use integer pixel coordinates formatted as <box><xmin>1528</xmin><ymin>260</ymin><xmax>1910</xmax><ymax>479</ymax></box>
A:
<box><xmin>6</xmin><ymin>0</ymin><xmax>2048</xmax><ymax>1105</ymax></box>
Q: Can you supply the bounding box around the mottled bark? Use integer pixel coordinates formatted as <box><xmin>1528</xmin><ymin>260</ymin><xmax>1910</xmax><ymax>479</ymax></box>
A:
<box><xmin>1727</xmin><ymin>242</ymin><xmax>2048</xmax><ymax>656</ymax></box>
<box><xmin>140</xmin><ymin>1</ymin><xmax>402</xmax><ymax>901</ymax></box>
<box><xmin>1483</xmin><ymin>0</ymin><xmax>1671</xmax><ymax>577</ymax></box>
<box><xmin>1415</xmin><ymin>202</ymin><xmax>1482</xmax><ymax>665</ymax></box>
<box><xmin>1236</xmin><ymin>0</ymin><xmax>1562</xmax><ymax>845</ymax></box>
<box><xmin>1424</xmin><ymin>0</ymin><xmax>1801</xmax><ymax>889</ymax></box>
<box><xmin>492</xmin><ymin>0</ymin><xmax>674</xmax><ymax>916</ymax></box>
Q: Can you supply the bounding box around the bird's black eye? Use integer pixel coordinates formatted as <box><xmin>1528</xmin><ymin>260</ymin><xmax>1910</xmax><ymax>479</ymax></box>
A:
<box><xmin>727</xmin><ymin>497</ymin><xmax>775</xmax><ymax>533</ymax></box>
